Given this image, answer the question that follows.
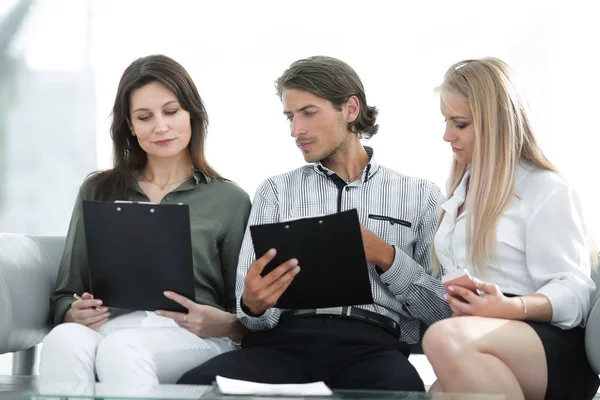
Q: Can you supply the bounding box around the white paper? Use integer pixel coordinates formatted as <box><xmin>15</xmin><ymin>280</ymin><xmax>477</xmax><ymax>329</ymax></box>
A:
<box><xmin>216</xmin><ymin>375</ymin><xmax>333</xmax><ymax>396</ymax></box>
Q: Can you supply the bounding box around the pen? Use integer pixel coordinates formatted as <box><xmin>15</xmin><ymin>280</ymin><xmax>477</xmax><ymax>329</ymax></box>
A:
<box><xmin>73</xmin><ymin>294</ymin><xmax>103</xmax><ymax>312</ymax></box>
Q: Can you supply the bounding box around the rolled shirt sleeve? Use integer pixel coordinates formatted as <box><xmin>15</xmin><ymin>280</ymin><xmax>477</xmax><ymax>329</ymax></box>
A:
<box><xmin>526</xmin><ymin>185</ymin><xmax>595</xmax><ymax>329</ymax></box>
<box><xmin>235</xmin><ymin>179</ymin><xmax>284</xmax><ymax>331</ymax></box>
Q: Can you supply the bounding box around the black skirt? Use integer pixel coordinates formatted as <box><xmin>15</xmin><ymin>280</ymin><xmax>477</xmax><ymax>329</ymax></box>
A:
<box><xmin>525</xmin><ymin>321</ymin><xmax>599</xmax><ymax>399</ymax></box>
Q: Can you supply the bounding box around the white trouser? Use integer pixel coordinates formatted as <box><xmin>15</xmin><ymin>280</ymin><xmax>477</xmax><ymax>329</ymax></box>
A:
<box><xmin>38</xmin><ymin>311</ymin><xmax>237</xmax><ymax>384</ymax></box>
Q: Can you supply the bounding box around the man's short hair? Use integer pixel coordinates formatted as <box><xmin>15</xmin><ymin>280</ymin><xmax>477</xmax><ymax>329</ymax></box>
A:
<box><xmin>276</xmin><ymin>56</ymin><xmax>379</xmax><ymax>138</ymax></box>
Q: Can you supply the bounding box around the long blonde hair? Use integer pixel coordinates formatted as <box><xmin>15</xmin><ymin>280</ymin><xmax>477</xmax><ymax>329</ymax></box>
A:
<box><xmin>433</xmin><ymin>57</ymin><xmax>557</xmax><ymax>275</ymax></box>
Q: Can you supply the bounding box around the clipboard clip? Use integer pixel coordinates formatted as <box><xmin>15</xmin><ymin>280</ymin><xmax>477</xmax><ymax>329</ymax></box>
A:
<box><xmin>113</xmin><ymin>200</ymin><xmax>156</xmax><ymax>213</ymax></box>
<box><xmin>114</xmin><ymin>200</ymin><xmax>186</xmax><ymax>205</ymax></box>
<box><xmin>112</xmin><ymin>200</ymin><xmax>186</xmax><ymax>213</ymax></box>
<box><xmin>114</xmin><ymin>200</ymin><xmax>153</xmax><ymax>204</ymax></box>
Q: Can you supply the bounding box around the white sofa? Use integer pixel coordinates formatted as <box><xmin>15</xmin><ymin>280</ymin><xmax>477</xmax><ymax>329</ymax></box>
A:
<box><xmin>0</xmin><ymin>234</ymin><xmax>64</xmax><ymax>374</ymax></box>
<box><xmin>2</xmin><ymin>232</ymin><xmax>600</xmax><ymax>376</ymax></box>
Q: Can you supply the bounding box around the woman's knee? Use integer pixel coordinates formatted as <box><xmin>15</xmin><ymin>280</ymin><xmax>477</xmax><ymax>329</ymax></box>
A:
<box><xmin>42</xmin><ymin>323</ymin><xmax>101</xmax><ymax>353</ymax></box>
<box><xmin>96</xmin><ymin>329</ymin><xmax>150</xmax><ymax>364</ymax></box>
<box><xmin>422</xmin><ymin>318</ymin><xmax>469</xmax><ymax>365</ymax></box>
<box><xmin>95</xmin><ymin>330</ymin><xmax>155</xmax><ymax>382</ymax></box>
<box><xmin>40</xmin><ymin>323</ymin><xmax>102</xmax><ymax>381</ymax></box>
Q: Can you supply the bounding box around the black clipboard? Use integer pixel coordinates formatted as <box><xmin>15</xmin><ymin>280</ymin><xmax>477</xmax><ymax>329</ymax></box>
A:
<box><xmin>82</xmin><ymin>200</ymin><xmax>195</xmax><ymax>312</ymax></box>
<box><xmin>249</xmin><ymin>209</ymin><xmax>374</xmax><ymax>309</ymax></box>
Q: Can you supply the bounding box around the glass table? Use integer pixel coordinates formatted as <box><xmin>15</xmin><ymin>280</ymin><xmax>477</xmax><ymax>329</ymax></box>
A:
<box><xmin>17</xmin><ymin>382</ymin><xmax>505</xmax><ymax>400</ymax></box>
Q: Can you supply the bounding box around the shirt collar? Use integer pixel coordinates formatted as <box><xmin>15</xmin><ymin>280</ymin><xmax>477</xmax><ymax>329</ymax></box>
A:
<box><xmin>514</xmin><ymin>162</ymin><xmax>534</xmax><ymax>197</ymax></box>
<box><xmin>174</xmin><ymin>169</ymin><xmax>212</xmax><ymax>191</ymax></box>
<box><xmin>441</xmin><ymin>161</ymin><xmax>535</xmax><ymax>215</ymax></box>
<box><xmin>132</xmin><ymin>168</ymin><xmax>208</xmax><ymax>197</ymax></box>
<box><xmin>312</xmin><ymin>146</ymin><xmax>380</xmax><ymax>183</ymax></box>
<box><xmin>440</xmin><ymin>169</ymin><xmax>470</xmax><ymax>218</ymax></box>
<box><xmin>193</xmin><ymin>169</ymin><xmax>211</xmax><ymax>184</ymax></box>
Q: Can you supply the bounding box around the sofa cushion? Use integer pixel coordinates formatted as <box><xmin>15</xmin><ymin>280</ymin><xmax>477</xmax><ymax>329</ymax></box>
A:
<box><xmin>0</xmin><ymin>234</ymin><xmax>64</xmax><ymax>353</ymax></box>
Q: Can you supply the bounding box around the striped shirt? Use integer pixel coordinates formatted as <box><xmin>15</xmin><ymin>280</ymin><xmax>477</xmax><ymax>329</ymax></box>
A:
<box><xmin>236</xmin><ymin>147</ymin><xmax>451</xmax><ymax>344</ymax></box>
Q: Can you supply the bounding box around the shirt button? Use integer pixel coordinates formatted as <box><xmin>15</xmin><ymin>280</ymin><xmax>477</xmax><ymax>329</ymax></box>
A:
<box><xmin>345</xmin><ymin>187</ymin><xmax>350</xmax><ymax>192</ymax></box>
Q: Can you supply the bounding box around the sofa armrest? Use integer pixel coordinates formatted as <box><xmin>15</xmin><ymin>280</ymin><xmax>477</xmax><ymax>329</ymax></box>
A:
<box><xmin>586</xmin><ymin>294</ymin><xmax>600</xmax><ymax>373</ymax></box>
<box><xmin>0</xmin><ymin>234</ymin><xmax>64</xmax><ymax>354</ymax></box>
<box><xmin>585</xmin><ymin>262</ymin><xmax>600</xmax><ymax>374</ymax></box>
<box><xmin>12</xmin><ymin>347</ymin><xmax>37</xmax><ymax>375</ymax></box>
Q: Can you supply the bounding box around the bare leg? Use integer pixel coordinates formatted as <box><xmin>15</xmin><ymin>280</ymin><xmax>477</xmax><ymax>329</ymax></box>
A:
<box><xmin>429</xmin><ymin>382</ymin><xmax>470</xmax><ymax>400</ymax></box>
<box><xmin>428</xmin><ymin>380</ymin><xmax>443</xmax><ymax>392</ymax></box>
<box><xmin>423</xmin><ymin>316</ymin><xmax>547</xmax><ymax>400</ymax></box>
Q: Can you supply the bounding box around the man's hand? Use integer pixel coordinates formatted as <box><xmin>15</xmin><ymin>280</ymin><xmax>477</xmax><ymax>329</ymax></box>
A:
<box><xmin>360</xmin><ymin>224</ymin><xmax>395</xmax><ymax>271</ymax></box>
<box><xmin>241</xmin><ymin>249</ymin><xmax>300</xmax><ymax>316</ymax></box>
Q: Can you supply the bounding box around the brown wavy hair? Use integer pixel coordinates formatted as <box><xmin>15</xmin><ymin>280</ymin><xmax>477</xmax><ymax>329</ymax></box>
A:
<box><xmin>92</xmin><ymin>54</ymin><xmax>222</xmax><ymax>200</ymax></box>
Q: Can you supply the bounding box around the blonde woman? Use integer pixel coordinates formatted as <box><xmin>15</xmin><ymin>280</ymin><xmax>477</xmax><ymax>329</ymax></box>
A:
<box><xmin>422</xmin><ymin>58</ymin><xmax>599</xmax><ymax>400</ymax></box>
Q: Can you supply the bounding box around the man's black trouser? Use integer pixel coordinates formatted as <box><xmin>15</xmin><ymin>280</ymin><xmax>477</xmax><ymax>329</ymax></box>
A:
<box><xmin>178</xmin><ymin>315</ymin><xmax>424</xmax><ymax>392</ymax></box>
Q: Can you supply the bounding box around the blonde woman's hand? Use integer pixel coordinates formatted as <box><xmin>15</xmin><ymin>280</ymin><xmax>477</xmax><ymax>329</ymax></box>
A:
<box><xmin>445</xmin><ymin>280</ymin><xmax>523</xmax><ymax>320</ymax></box>
<box><xmin>64</xmin><ymin>292</ymin><xmax>110</xmax><ymax>329</ymax></box>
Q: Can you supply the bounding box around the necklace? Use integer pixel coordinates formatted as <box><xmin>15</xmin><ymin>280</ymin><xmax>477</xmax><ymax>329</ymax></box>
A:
<box><xmin>141</xmin><ymin>173</ymin><xmax>193</xmax><ymax>191</ymax></box>
<box><xmin>345</xmin><ymin>170</ymin><xmax>363</xmax><ymax>183</ymax></box>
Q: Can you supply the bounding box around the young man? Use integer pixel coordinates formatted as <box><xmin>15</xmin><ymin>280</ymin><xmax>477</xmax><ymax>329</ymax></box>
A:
<box><xmin>178</xmin><ymin>56</ymin><xmax>451</xmax><ymax>391</ymax></box>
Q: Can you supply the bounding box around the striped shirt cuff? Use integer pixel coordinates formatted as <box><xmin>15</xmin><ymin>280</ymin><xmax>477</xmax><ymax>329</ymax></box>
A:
<box><xmin>237</xmin><ymin>297</ymin><xmax>276</xmax><ymax>331</ymax></box>
<box><xmin>379</xmin><ymin>245</ymin><xmax>420</xmax><ymax>295</ymax></box>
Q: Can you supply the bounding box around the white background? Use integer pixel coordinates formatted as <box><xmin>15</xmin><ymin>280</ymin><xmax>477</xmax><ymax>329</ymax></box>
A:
<box><xmin>17</xmin><ymin>0</ymin><xmax>600</xmax><ymax>240</ymax></box>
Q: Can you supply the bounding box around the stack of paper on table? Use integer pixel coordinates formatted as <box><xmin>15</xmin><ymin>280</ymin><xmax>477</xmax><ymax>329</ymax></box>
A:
<box><xmin>215</xmin><ymin>376</ymin><xmax>333</xmax><ymax>396</ymax></box>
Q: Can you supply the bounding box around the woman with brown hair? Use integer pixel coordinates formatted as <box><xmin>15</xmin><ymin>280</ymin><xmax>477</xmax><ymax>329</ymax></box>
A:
<box><xmin>39</xmin><ymin>54</ymin><xmax>251</xmax><ymax>384</ymax></box>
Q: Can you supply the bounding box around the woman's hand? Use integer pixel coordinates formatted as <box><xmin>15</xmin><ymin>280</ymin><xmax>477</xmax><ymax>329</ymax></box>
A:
<box><xmin>444</xmin><ymin>280</ymin><xmax>524</xmax><ymax>320</ymax></box>
<box><xmin>156</xmin><ymin>291</ymin><xmax>245</xmax><ymax>339</ymax></box>
<box><xmin>64</xmin><ymin>292</ymin><xmax>110</xmax><ymax>329</ymax></box>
